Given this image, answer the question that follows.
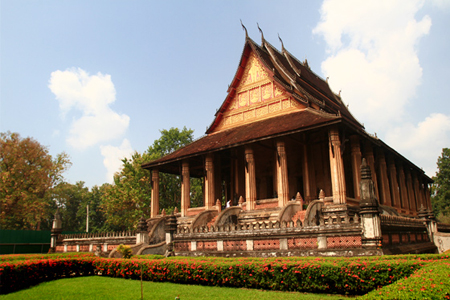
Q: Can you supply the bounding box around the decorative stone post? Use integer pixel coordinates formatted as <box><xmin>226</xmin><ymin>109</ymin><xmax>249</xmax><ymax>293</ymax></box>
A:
<box><xmin>245</xmin><ymin>146</ymin><xmax>256</xmax><ymax>210</ymax></box>
<box><xmin>136</xmin><ymin>216</ymin><xmax>149</xmax><ymax>244</ymax></box>
<box><xmin>276</xmin><ymin>140</ymin><xmax>289</xmax><ymax>207</ymax></box>
<box><xmin>419</xmin><ymin>205</ymin><xmax>437</xmax><ymax>242</ymax></box>
<box><xmin>328</xmin><ymin>128</ymin><xmax>346</xmax><ymax>204</ymax></box>
<box><xmin>50</xmin><ymin>209</ymin><xmax>62</xmax><ymax>252</ymax></box>
<box><xmin>359</xmin><ymin>159</ymin><xmax>382</xmax><ymax>249</ymax></box>
<box><xmin>151</xmin><ymin>169</ymin><xmax>160</xmax><ymax>218</ymax></box>
<box><xmin>164</xmin><ymin>213</ymin><xmax>177</xmax><ymax>256</ymax></box>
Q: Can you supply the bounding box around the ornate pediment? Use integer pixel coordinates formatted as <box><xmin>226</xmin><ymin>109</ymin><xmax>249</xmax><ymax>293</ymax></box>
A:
<box><xmin>214</xmin><ymin>52</ymin><xmax>306</xmax><ymax>132</ymax></box>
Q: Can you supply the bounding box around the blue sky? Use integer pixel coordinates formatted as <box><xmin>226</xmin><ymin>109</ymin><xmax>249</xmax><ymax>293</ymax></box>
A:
<box><xmin>1</xmin><ymin>0</ymin><xmax>449</xmax><ymax>188</ymax></box>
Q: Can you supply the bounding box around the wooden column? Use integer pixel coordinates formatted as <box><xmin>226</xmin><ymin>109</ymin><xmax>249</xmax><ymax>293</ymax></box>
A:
<box><xmin>418</xmin><ymin>180</ymin><xmax>426</xmax><ymax>210</ymax></box>
<box><xmin>328</xmin><ymin>127</ymin><xmax>346</xmax><ymax>204</ymax></box>
<box><xmin>405</xmin><ymin>168</ymin><xmax>416</xmax><ymax>213</ymax></box>
<box><xmin>181</xmin><ymin>161</ymin><xmax>190</xmax><ymax>217</ymax></box>
<box><xmin>387</xmin><ymin>156</ymin><xmax>401</xmax><ymax>209</ymax></box>
<box><xmin>214</xmin><ymin>155</ymin><xmax>222</xmax><ymax>206</ymax></box>
<box><xmin>398</xmin><ymin>164</ymin><xmax>409</xmax><ymax>211</ymax></box>
<box><xmin>245</xmin><ymin>146</ymin><xmax>257</xmax><ymax>210</ymax></box>
<box><xmin>302</xmin><ymin>144</ymin><xmax>312</xmax><ymax>202</ymax></box>
<box><xmin>151</xmin><ymin>169</ymin><xmax>160</xmax><ymax>218</ymax></box>
<box><xmin>350</xmin><ymin>135</ymin><xmax>362</xmax><ymax>199</ymax></box>
<box><xmin>376</xmin><ymin>150</ymin><xmax>391</xmax><ymax>206</ymax></box>
<box><xmin>364</xmin><ymin>142</ymin><xmax>379</xmax><ymax>200</ymax></box>
<box><xmin>276</xmin><ymin>140</ymin><xmax>290</xmax><ymax>207</ymax></box>
<box><xmin>413</xmin><ymin>173</ymin><xmax>422</xmax><ymax>210</ymax></box>
<box><xmin>205</xmin><ymin>154</ymin><xmax>215</xmax><ymax>209</ymax></box>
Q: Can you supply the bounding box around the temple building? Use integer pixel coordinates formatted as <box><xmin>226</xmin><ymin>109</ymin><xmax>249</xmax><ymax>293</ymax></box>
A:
<box><xmin>142</xmin><ymin>32</ymin><xmax>432</xmax><ymax>220</ymax></box>
<box><xmin>53</xmin><ymin>30</ymin><xmax>450</xmax><ymax>257</ymax></box>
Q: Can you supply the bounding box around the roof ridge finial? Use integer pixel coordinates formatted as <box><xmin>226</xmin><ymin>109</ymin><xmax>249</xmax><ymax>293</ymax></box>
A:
<box><xmin>257</xmin><ymin>23</ymin><xmax>265</xmax><ymax>45</ymax></box>
<box><xmin>240</xmin><ymin>19</ymin><xmax>248</xmax><ymax>39</ymax></box>
<box><xmin>278</xmin><ymin>33</ymin><xmax>285</xmax><ymax>52</ymax></box>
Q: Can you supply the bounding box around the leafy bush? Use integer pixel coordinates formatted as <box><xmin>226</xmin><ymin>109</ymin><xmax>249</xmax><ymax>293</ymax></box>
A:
<box><xmin>117</xmin><ymin>245</ymin><xmax>132</xmax><ymax>259</ymax></box>
<box><xmin>0</xmin><ymin>252</ymin><xmax>95</xmax><ymax>262</ymax></box>
<box><xmin>133</xmin><ymin>254</ymin><xmax>165</xmax><ymax>260</ymax></box>
<box><xmin>0</xmin><ymin>258</ymin><xmax>97</xmax><ymax>294</ymax></box>
<box><xmin>361</xmin><ymin>260</ymin><xmax>450</xmax><ymax>299</ymax></box>
<box><xmin>1</xmin><ymin>253</ymin><xmax>449</xmax><ymax>297</ymax></box>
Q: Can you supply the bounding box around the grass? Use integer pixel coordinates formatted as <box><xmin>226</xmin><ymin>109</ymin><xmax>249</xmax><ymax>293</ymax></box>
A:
<box><xmin>0</xmin><ymin>276</ymin><xmax>348</xmax><ymax>300</ymax></box>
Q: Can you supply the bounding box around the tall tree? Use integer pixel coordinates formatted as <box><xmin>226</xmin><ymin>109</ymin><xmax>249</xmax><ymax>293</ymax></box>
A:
<box><xmin>0</xmin><ymin>132</ymin><xmax>71</xmax><ymax>230</ymax></box>
<box><xmin>100</xmin><ymin>127</ymin><xmax>203</xmax><ymax>230</ymax></box>
<box><xmin>101</xmin><ymin>152</ymin><xmax>152</xmax><ymax>231</ymax></box>
<box><xmin>146</xmin><ymin>127</ymin><xmax>202</xmax><ymax>211</ymax></box>
<box><xmin>431</xmin><ymin>148</ymin><xmax>450</xmax><ymax>223</ymax></box>
<box><xmin>51</xmin><ymin>181</ymin><xmax>88</xmax><ymax>232</ymax></box>
<box><xmin>82</xmin><ymin>184</ymin><xmax>109</xmax><ymax>233</ymax></box>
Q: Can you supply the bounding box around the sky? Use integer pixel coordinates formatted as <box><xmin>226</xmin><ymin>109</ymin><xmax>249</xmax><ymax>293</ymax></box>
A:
<box><xmin>1</xmin><ymin>0</ymin><xmax>449</xmax><ymax>188</ymax></box>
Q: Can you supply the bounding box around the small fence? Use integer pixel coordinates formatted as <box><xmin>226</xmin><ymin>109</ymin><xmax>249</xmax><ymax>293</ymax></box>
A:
<box><xmin>0</xmin><ymin>230</ymin><xmax>51</xmax><ymax>254</ymax></box>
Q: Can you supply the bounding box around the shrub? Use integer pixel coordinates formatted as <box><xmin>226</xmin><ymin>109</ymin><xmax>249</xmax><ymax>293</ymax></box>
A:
<box><xmin>0</xmin><ymin>258</ymin><xmax>97</xmax><ymax>294</ymax></box>
<box><xmin>117</xmin><ymin>245</ymin><xmax>133</xmax><ymax>259</ymax></box>
<box><xmin>1</xmin><ymin>253</ymin><xmax>449</xmax><ymax>297</ymax></box>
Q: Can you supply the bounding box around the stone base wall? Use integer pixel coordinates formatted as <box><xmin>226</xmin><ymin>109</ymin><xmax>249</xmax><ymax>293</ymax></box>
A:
<box><xmin>54</xmin><ymin>231</ymin><xmax>136</xmax><ymax>255</ymax></box>
<box><xmin>380</xmin><ymin>214</ymin><xmax>437</xmax><ymax>254</ymax></box>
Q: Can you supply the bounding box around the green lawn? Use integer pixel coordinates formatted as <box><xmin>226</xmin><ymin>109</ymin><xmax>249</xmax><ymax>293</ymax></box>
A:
<box><xmin>0</xmin><ymin>276</ymin><xmax>348</xmax><ymax>300</ymax></box>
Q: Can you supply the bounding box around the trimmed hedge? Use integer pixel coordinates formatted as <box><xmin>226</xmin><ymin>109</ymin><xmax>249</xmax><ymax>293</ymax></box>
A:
<box><xmin>0</xmin><ymin>252</ymin><xmax>95</xmax><ymax>262</ymax></box>
<box><xmin>0</xmin><ymin>257</ymin><xmax>96</xmax><ymax>293</ymax></box>
<box><xmin>93</xmin><ymin>257</ymin><xmax>422</xmax><ymax>295</ymax></box>
<box><xmin>1</xmin><ymin>254</ymin><xmax>449</xmax><ymax>298</ymax></box>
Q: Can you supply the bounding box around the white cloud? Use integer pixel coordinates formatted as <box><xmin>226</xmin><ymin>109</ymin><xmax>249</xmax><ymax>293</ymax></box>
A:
<box><xmin>431</xmin><ymin>0</ymin><xmax>450</xmax><ymax>10</ymax></box>
<box><xmin>49</xmin><ymin>68</ymin><xmax>130</xmax><ymax>150</ymax></box>
<box><xmin>313</xmin><ymin>0</ymin><xmax>450</xmax><ymax>176</ymax></box>
<box><xmin>100</xmin><ymin>139</ymin><xmax>133</xmax><ymax>183</ymax></box>
<box><xmin>314</xmin><ymin>0</ymin><xmax>431</xmax><ymax>131</ymax></box>
<box><xmin>385</xmin><ymin>113</ymin><xmax>450</xmax><ymax>176</ymax></box>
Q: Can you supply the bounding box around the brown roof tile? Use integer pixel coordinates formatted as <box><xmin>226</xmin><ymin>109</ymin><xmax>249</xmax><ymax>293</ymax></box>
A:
<box><xmin>142</xmin><ymin>109</ymin><xmax>340</xmax><ymax>170</ymax></box>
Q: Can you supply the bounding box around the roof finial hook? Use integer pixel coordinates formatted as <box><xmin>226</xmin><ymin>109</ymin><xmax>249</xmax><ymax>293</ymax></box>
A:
<box><xmin>278</xmin><ymin>33</ymin><xmax>285</xmax><ymax>52</ymax></box>
<box><xmin>257</xmin><ymin>23</ymin><xmax>265</xmax><ymax>45</ymax></box>
<box><xmin>240</xmin><ymin>19</ymin><xmax>248</xmax><ymax>39</ymax></box>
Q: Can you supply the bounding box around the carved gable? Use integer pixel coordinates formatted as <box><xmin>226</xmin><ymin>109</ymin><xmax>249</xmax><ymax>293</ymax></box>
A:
<box><xmin>214</xmin><ymin>52</ymin><xmax>306</xmax><ymax>132</ymax></box>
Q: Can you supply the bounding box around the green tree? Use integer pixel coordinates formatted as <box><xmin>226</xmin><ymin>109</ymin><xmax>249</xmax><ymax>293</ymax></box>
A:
<box><xmin>431</xmin><ymin>148</ymin><xmax>450</xmax><ymax>223</ymax></box>
<box><xmin>0</xmin><ymin>132</ymin><xmax>71</xmax><ymax>230</ymax></box>
<box><xmin>100</xmin><ymin>127</ymin><xmax>203</xmax><ymax>230</ymax></box>
<box><xmin>51</xmin><ymin>181</ymin><xmax>89</xmax><ymax>232</ymax></box>
<box><xmin>83</xmin><ymin>184</ymin><xmax>109</xmax><ymax>233</ymax></box>
<box><xmin>101</xmin><ymin>152</ymin><xmax>152</xmax><ymax>231</ymax></box>
<box><xmin>146</xmin><ymin>127</ymin><xmax>203</xmax><ymax>211</ymax></box>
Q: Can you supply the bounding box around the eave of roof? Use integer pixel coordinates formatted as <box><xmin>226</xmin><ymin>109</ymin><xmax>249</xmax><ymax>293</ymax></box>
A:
<box><xmin>142</xmin><ymin>108</ymin><xmax>341</xmax><ymax>171</ymax></box>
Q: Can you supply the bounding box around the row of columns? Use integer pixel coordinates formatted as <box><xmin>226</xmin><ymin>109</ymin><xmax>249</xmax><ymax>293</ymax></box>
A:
<box><xmin>347</xmin><ymin>134</ymin><xmax>431</xmax><ymax>215</ymax></box>
<box><xmin>150</xmin><ymin>126</ymin><xmax>430</xmax><ymax>218</ymax></box>
<box><xmin>150</xmin><ymin>140</ymin><xmax>291</xmax><ymax>218</ymax></box>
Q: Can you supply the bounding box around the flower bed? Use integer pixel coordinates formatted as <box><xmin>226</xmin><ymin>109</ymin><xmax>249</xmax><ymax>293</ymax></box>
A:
<box><xmin>1</xmin><ymin>254</ymin><xmax>449</xmax><ymax>298</ymax></box>
<box><xmin>0</xmin><ymin>252</ymin><xmax>95</xmax><ymax>262</ymax></box>
<box><xmin>0</xmin><ymin>257</ymin><xmax>96</xmax><ymax>294</ymax></box>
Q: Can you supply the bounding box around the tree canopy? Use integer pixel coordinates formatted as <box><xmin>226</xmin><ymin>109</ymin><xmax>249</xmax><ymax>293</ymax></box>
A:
<box><xmin>0</xmin><ymin>132</ymin><xmax>71</xmax><ymax>230</ymax></box>
<box><xmin>100</xmin><ymin>127</ymin><xmax>203</xmax><ymax>230</ymax></box>
<box><xmin>431</xmin><ymin>148</ymin><xmax>450</xmax><ymax>223</ymax></box>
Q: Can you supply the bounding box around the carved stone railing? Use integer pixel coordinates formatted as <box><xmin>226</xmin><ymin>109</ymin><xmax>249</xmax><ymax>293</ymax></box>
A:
<box><xmin>437</xmin><ymin>222</ymin><xmax>450</xmax><ymax>233</ymax></box>
<box><xmin>177</xmin><ymin>219</ymin><xmax>303</xmax><ymax>235</ymax></box>
<box><xmin>380</xmin><ymin>215</ymin><xmax>426</xmax><ymax>229</ymax></box>
<box><xmin>58</xmin><ymin>231</ymin><xmax>136</xmax><ymax>240</ymax></box>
